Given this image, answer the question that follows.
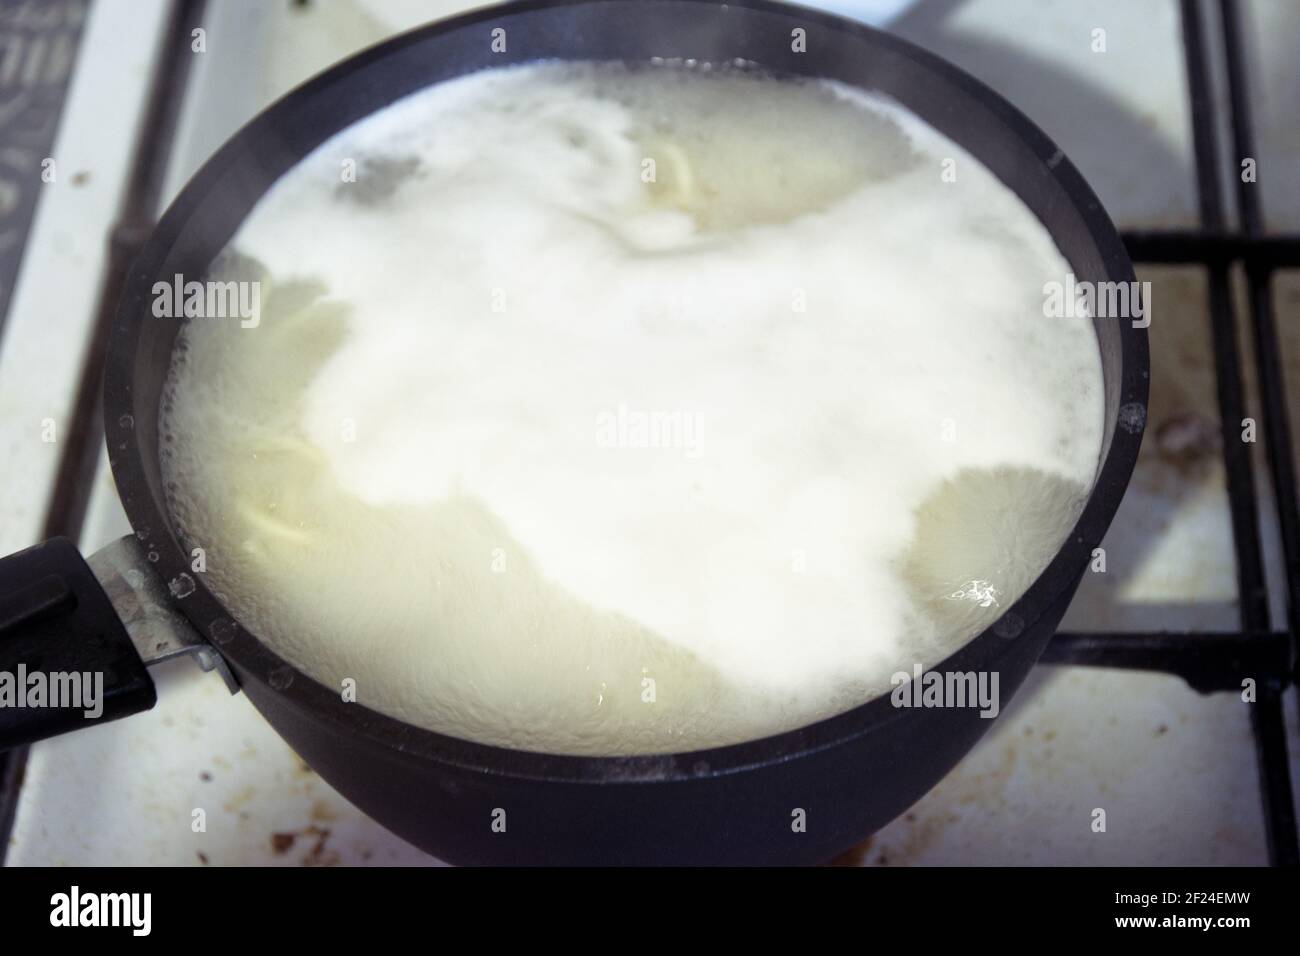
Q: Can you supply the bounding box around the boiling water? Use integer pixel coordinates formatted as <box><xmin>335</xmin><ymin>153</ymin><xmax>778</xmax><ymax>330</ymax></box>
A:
<box><xmin>159</xmin><ymin>62</ymin><xmax>1104</xmax><ymax>755</ymax></box>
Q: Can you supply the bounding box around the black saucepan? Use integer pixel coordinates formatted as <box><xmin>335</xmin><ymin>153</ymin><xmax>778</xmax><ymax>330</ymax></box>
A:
<box><xmin>0</xmin><ymin>0</ymin><xmax>1147</xmax><ymax>864</ymax></box>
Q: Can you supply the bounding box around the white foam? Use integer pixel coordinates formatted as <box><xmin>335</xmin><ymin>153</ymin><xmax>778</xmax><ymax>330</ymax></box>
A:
<box><xmin>160</xmin><ymin>62</ymin><xmax>1103</xmax><ymax>755</ymax></box>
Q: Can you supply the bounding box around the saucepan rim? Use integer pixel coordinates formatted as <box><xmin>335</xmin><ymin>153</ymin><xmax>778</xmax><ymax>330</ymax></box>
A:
<box><xmin>105</xmin><ymin>0</ymin><xmax>1148</xmax><ymax>785</ymax></box>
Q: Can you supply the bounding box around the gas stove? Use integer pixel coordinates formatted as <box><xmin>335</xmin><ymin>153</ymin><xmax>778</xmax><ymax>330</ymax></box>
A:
<box><xmin>1</xmin><ymin>0</ymin><xmax>1297</xmax><ymax>866</ymax></box>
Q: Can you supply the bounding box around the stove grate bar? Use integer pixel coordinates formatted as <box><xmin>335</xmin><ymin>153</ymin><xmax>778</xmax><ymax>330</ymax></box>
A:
<box><xmin>1172</xmin><ymin>0</ymin><xmax>1297</xmax><ymax>866</ymax></box>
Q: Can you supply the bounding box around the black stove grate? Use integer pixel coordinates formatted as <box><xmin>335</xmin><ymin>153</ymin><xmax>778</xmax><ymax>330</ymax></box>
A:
<box><xmin>1046</xmin><ymin>0</ymin><xmax>1300</xmax><ymax>866</ymax></box>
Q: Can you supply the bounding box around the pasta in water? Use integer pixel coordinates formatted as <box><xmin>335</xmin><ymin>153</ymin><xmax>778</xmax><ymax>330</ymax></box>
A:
<box><xmin>160</xmin><ymin>62</ymin><xmax>1103</xmax><ymax>755</ymax></box>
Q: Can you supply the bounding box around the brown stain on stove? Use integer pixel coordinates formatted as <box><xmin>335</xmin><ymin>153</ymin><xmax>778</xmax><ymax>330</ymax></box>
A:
<box><xmin>872</xmin><ymin>809</ymin><xmax>964</xmax><ymax>866</ymax></box>
<box><xmin>222</xmin><ymin>784</ymin><xmax>255</xmax><ymax>813</ymax></box>
<box><xmin>1153</xmin><ymin>411</ymin><xmax>1221</xmax><ymax>474</ymax></box>
<box><xmin>269</xmin><ymin>824</ymin><xmax>339</xmax><ymax>865</ymax></box>
<box><xmin>301</xmin><ymin>825</ymin><xmax>339</xmax><ymax>866</ymax></box>
<box><xmin>827</xmin><ymin>834</ymin><xmax>874</xmax><ymax>866</ymax></box>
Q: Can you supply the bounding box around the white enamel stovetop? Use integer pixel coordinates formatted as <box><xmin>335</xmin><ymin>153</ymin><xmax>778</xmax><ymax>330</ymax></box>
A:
<box><xmin>3</xmin><ymin>0</ymin><xmax>1298</xmax><ymax>865</ymax></box>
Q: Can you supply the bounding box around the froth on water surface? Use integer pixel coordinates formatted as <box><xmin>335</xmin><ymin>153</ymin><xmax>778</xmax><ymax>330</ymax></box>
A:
<box><xmin>159</xmin><ymin>61</ymin><xmax>1105</xmax><ymax>755</ymax></box>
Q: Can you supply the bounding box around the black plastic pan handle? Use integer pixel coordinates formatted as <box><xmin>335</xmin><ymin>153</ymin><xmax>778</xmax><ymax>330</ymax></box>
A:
<box><xmin>0</xmin><ymin>537</ymin><xmax>157</xmax><ymax>749</ymax></box>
